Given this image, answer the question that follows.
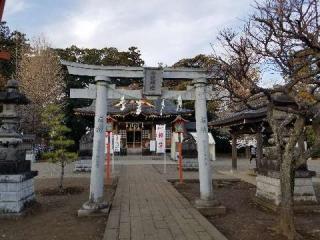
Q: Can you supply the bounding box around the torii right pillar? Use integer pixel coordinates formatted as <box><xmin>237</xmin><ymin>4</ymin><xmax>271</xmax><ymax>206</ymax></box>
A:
<box><xmin>193</xmin><ymin>78</ymin><xmax>225</xmax><ymax>214</ymax></box>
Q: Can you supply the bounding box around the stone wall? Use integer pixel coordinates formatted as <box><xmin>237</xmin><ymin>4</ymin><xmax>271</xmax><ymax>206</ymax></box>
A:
<box><xmin>256</xmin><ymin>175</ymin><xmax>317</xmax><ymax>206</ymax></box>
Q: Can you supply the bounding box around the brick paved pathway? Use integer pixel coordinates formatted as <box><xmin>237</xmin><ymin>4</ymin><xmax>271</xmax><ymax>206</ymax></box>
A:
<box><xmin>103</xmin><ymin>165</ymin><xmax>227</xmax><ymax>240</ymax></box>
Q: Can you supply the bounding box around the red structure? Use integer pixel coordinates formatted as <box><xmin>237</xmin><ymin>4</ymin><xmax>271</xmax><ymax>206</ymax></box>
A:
<box><xmin>172</xmin><ymin>115</ymin><xmax>188</xmax><ymax>184</ymax></box>
<box><xmin>0</xmin><ymin>0</ymin><xmax>5</xmax><ymax>22</ymax></box>
<box><xmin>0</xmin><ymin>0</ymin><xmax>10</xmax><ymax>61</ymax></box>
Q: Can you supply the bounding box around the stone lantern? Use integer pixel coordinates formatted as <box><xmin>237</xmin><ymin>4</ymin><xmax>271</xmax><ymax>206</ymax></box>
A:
<box><xmin>0</xmin><ymin>79</ymin><xmax>38</xmax><ymax>215</ymax></box>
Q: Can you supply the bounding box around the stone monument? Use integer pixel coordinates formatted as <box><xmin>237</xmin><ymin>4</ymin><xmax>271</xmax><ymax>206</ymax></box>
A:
<box><xmin>0</xmin><ymin>79</ymin><xmax>37</xmax><ymax>215</ymax></box>
<box><xmin>74</xmin><ymin>128</ymin><xmax>94</xmax><ymax>172</ymax></box>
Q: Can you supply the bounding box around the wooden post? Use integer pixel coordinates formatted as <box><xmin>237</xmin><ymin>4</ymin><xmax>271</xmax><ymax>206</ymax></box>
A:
<box><xmin>298</xmin><ymin>133</ymin><xmax>306</xmax><ymax>153</ymax></box>
<box><xmin>245</xmin><ymin>146</ymin><xmax>250</xmax><ymax>159</ymax></box>
<box><xmin>256</xmin><ymin>131</ymin><xmax>263</xmax><ymax>170</ymax></box>
<box><xmin>232</xmin><ymin>134</ymin><xmax>237</xmax><ymax>172</ymax></box>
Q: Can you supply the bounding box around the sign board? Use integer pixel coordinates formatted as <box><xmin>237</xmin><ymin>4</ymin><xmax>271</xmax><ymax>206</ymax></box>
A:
<box><xmin>113</xmin><ymin>135</ymin><xmax>121</xmax><ymax>152</ymax></box>
<box><xmin>150</xmin><ymin>140</ymin><xmax>156</xmax><ymax>152</ymax></box>
<box><xmin>156</xmin><ymin>124</ymin><xmax>166</xmax><ymax>153</ymax></box>
<box><xmin>143</xmin><ymin>67</ymin><xmax>163</xmax><ymax>96</ymax></box>
<box><xmin>105</xmin><ymin>132</ymin><xmax>113</xmax><ymax>154</ymax></box>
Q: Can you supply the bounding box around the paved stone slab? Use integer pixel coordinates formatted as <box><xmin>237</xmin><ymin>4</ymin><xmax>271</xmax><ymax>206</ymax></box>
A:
<box><xmin>103</xmin><ymin>165</ymin><xmax>228</xmax><ymax>240</ymax></box>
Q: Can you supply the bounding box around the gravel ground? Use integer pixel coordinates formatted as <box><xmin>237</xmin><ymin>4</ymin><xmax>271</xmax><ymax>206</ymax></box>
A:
<box><xmin>175</xmin><ymin>180</ymin><xmax>320</xmax><ymax>240</ymax></box>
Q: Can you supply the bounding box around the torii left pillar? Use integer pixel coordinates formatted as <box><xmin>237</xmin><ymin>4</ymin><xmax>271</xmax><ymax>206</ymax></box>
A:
<box><xmin>78</xmin><ymin>76</ymin><xmax>110</xmax><ymax>216</ymax></box>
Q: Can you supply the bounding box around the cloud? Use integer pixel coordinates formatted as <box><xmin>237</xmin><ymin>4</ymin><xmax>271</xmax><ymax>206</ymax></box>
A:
<box><xmin>42</xmin><ymin>0</ymin><xmax>253</xmax><ymax>65</ymax></box>
<box><xmin>5</xmin><ymin>0</ymin><xmax>28</xmax><ymax>16</ymax></box>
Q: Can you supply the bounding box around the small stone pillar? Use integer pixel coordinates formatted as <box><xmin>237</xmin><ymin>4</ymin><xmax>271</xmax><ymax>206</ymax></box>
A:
<box><xmin>0</xmin><ymin>79</ymin><xmax>37</xmax><ymax>215</ymax></box>
<box><xmin>78</xmin><ymin>76</ymin><xmax>110</xmax><ymax>216</ymax></box>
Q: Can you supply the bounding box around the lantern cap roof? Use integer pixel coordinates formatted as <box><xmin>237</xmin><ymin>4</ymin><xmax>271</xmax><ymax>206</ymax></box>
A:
<box><xmin>0</xmin><ymin>79</ymin><xmax>29</xmax><ymax>104</ymax></box>
<box><xmin>106</xmin><ymin>115</ymin><xmax>117</xmax><ymax>122</ymax></box>
<box><xmin>171</xmin><ymin>115</ymin><xmax>189</xmax><ymax>124</ymax></box>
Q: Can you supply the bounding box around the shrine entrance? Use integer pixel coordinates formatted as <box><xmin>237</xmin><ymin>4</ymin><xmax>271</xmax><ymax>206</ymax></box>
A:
<box><xmin>127</xmin><ymin>127</ymin><xmax>142</xmax><ymax>153</ymax></box>
<box><xmin>63</xmin><ymin>60</ymin><xmax>220</xmax><ymax>215</ymax></box>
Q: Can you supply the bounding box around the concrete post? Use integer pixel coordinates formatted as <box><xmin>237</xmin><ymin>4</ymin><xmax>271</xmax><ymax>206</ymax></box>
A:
<box><xmin>78</xmin><ymin>76</ymin><xmax>110</xmax><ymax>216</ymax></box>
<box><xmin>193</xmin><ymin>78</ymin><xmax>215</xmax><ymax>206</ymax></box>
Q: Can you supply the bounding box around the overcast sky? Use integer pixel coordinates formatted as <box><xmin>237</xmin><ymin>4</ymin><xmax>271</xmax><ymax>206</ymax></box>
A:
<box><xmin>5</xmin><ymin>0</ymin><xmax>256</xmax><ymax>66</ymax></box>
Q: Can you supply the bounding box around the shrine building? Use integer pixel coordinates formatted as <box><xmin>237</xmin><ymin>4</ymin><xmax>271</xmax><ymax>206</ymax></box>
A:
<box><xmin>75</xmin><ymin>98</ymin><xmax>193</xmax><ymax>156</ymax></box>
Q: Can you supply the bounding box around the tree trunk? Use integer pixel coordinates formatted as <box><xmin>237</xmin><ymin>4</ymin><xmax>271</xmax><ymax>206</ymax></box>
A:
<box><xmin>279</xmin><ymin>116</ymin><xmax>305</xmax><ymax>240</ymax></box>
<box><xmin>267</xmin><ymin>106</ymin><xmax>305</xmax><ymax>240</ymax></box>
<box><xmin>279</xmin><ymin>151</ymin><xmax>296</xmax><ymax>239</ymax></box>
<box><xmin>59</xmin><ymin>161</ymin><xmax>65</xmax><ymax>191</ymax></box>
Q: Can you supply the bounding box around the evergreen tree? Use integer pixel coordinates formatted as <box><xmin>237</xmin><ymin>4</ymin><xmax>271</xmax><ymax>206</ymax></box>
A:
<box><xmin>42</xmin><ymin>104</ymin><xmax>77</xmax><ymax>191</ymax></box>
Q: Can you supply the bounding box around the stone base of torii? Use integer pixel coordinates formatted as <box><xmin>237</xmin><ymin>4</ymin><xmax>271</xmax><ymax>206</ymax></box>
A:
<box><xmin>62</xmin><ymin>61</ymin><xmax>225</xmax><ymax>216</ymax></box>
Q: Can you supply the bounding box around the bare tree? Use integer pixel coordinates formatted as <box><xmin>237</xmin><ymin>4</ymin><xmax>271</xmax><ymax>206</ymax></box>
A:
<box><xmin>214</xmin><ymin>0</ymin><xmax>320</xmax><ymax>239</ymax></box>
<box><xmin>17</xmin><ymin>36</ymin><xmax>64</xmax><ymax>136</ymax></box>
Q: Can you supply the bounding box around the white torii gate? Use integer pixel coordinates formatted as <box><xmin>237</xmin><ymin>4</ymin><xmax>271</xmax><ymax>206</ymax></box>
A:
<box><xmin>62</xmin><ymin>61</ymin><xmax>220</xmax><ymax>215</ymax></box>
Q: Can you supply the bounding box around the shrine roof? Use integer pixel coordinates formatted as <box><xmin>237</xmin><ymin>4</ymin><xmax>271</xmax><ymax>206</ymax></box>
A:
<box><xmin>209</xmin><ymin>92</ymin><xmax>300</xmax><ymax>128</ymax></box>
<box><xmin>209</xmin><ymin>107</ymin><xmax>267</xmax><ymax>128</ymax></box>
<box><xmin>74</xmin><ymin>99</ymin><xmax>193</xmax><ymax>118</ymax></box>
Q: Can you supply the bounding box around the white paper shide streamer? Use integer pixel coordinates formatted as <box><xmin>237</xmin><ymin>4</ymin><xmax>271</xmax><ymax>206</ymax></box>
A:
<box><xmin>120</xmin><ymin>96</ymin><xmax>126</xmax><ymax>111</ymax></box>
<box><xmin>176</xmin><ymin>95</ymin><xmax>182</xmax><ymax>111</ymax></box>
<box><xmin>136</xmin><ymin>100</ymin><xmax>142</xmax><ymax>115</ymax></box>
<box><xmin>160</xmin><ymin>99</ymin><xmax>165</xmax><ymax>116</ymax></box>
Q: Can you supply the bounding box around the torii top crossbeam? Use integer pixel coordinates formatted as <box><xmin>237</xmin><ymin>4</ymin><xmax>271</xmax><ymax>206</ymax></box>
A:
<box><xmin>61</xmin><ymin>60</ymin><xmax>213</xmax><ymax>79</ymax></box>
<box><xmin>62</xmin><ymin>60</ymin><xmax>218</xmax><ymax>100</ymax></box>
